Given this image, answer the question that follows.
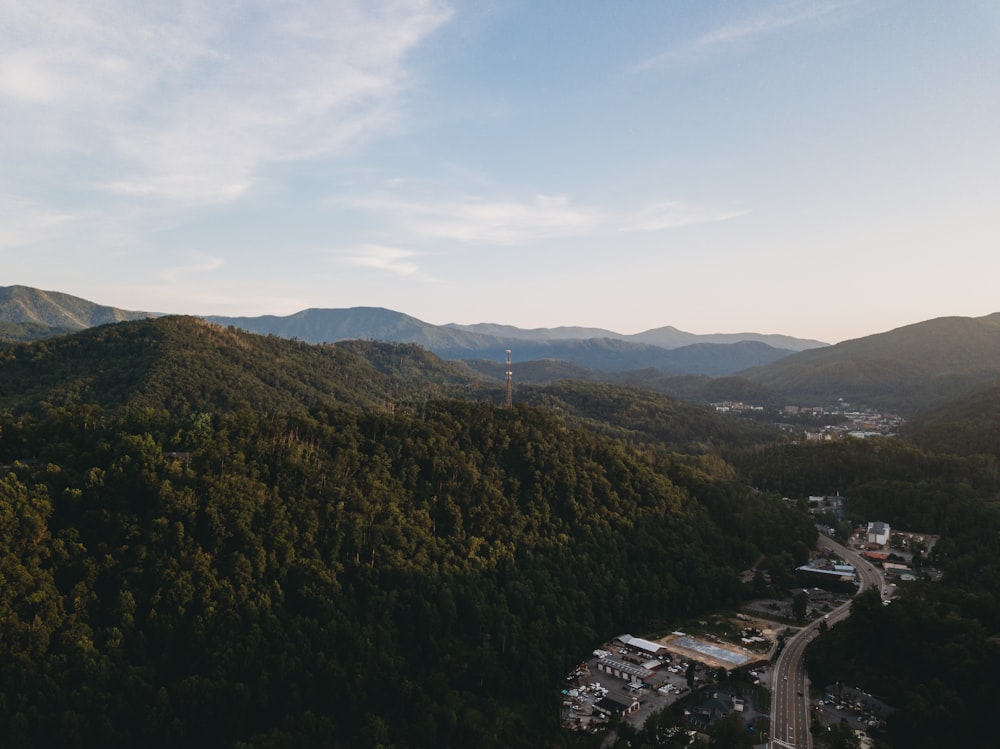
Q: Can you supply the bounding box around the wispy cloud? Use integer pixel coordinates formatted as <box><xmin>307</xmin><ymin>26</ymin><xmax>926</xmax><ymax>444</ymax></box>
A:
<box><xmin>0</xmin><ymin>192</ymin><xmax>85</xmax><ymax>250</ymax></box>
<box><xmin>156</xmin><ymin>251</ymin><xmax>226</xmax><ymax>283</ymax></box>
<box><xmin>345</xmin><ymin>192</ymin><xmax>745</xmax><ymax>244</ymax></box>
<box><xmin>341</xmin><ymin>244</ymin><xmax>421</xmax><ymax>275</ymax></box>
<box><xmin>0</xmin><ymin>1</ymin><xmax>453</xmax><ymax>204</ymax></box>
<box><xmin>635</xmin><ymin>0</ymin><xmax>862</xmax><ymax>71</ymax></box>
<box><xmin>352</xmin><ymin>193</ymin><xmax>593</xmax><ymax>244</ymax></box>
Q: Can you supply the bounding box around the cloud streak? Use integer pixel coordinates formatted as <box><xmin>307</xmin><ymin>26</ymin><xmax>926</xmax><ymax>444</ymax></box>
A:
<box><xmin>347</xmin><ymin>192</ymin><xmax>745</xmax><ymax>245</ymax></box>
<box><xmin>341</xmin><ymin>244</ymin><xmax>421</xmax><ymax>275</ymax></box>
<box><xmin>0</xmin><ymin>1</ymin><xmax>453</xmax><ymax>204</ymax></box>
<box><xmin>635</xmin><ymin>0</ymin><xmax>863</xmax><ymax>71</ymax></box>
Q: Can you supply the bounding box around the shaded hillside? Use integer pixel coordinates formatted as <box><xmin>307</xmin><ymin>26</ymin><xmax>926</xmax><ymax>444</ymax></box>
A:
<box><xmin>0</xmin><ymin>320</ymin><xmax>78</xmax><ymax>343</ymax></box>
<box><xmin>461</xmin><ymin>356</ymin><xmax>597</xmax><ymax>384</ymax></box>
<box><xmin>607</xmin><ymin>371</ymin><xmax>782</xmax><ymax>407</ymax></box>
<box><xmin>0</xmin><ymin>316</ymin><xmax>777</xmax><ymax>456</ymax></box>
<box><xmin>0</xmin><ymin>285</ymin><xmax>152</xmax><ymax>336</ymax></box>
<box><xmin>0</xmin><ymin>316</ymin><xmax>482</xmax><ymax>416</ymax></box>
<box><xmin>0</xmin><ymin>372</ymin><xmax>816</xmax><ymax>748</ymax></box>
<box><xmin>434</xmin><ymin>337</ymin><xmax>794</xmax><ymax>375</ymax></box>
<box><xmin>654</xmin><ymin>340</ymin><xmax>795</xmax><ymax>376</ymax></box>
<box><xmin>904</xmin><ymin>377</ymin><xmax>1000</xmax><ymax>458</ymax></box>
<box><xmin>335</xmin><ymin>348</ymin><xmax>781</xmax><ymax>446</ymax></box>
<box><xmin>333</xmin><ymin>338</ymin><xmax>485</xmax><ymax>385</ymax></box>
<box><xmin>463</xmin><ymin>357</ymin><xmax>783</xmax><ymax>408</ymax></box>
<box><xmin>521</xmin><ymin>380</ymin><xmax>783</xmax><ymax>451</ymax></box>
<box><xmin>739</xmin><ymin>313</ymin><xmax>1000</xmax><ymax>414</ymax></box>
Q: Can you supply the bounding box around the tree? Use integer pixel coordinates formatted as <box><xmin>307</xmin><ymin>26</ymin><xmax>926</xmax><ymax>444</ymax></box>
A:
<box><xmin>708</xmin><ymin>714</ymin><xmax>752</xmax><ymax>748</ymax></box>
<box><xmin>793</xmin><ymin>590</ymin><xmax>808</xmax><ymax>622</ymax></box>
<box><xmin>821</xmin><ymin>721</ymin><xmax>860</xmax><ymax>749</ymax></box>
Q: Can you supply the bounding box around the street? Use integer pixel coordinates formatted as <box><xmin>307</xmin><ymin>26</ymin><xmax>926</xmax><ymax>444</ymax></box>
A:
<box><xmin>769</xmin><ymin>534</ymin><xmax>883</xmax><ymax>748</ymax></box>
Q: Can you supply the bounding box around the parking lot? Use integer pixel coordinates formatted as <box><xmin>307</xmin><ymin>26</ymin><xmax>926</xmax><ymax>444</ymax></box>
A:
<box><xmin>560</xmin><ymin>651</ymin><xmax>694</xmax><ymax>732</ymax></box>
<box><xmin>812</xmin><ymin>684</ymin><xmax>891</xmax><ymax>737</ymax></box>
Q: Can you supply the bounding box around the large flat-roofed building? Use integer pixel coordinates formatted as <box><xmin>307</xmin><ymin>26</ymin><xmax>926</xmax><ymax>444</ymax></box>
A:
<box><xmin>596</xmin><ymin>657</ymin><xmax>655</xmax><ymax>683</ymax></box>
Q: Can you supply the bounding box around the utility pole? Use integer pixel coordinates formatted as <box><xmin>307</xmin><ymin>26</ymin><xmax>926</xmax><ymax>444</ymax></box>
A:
<box><xmin>505</xmin><ymin>349</ymin><xmax>513</xmax><ymax>409</ymax></box>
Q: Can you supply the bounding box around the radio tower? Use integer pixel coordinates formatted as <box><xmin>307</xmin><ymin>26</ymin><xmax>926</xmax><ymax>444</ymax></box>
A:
<box><xmin>505</xmin><ymin>349</ymin><xmax>513</xmax><ymax>409</ymax></box>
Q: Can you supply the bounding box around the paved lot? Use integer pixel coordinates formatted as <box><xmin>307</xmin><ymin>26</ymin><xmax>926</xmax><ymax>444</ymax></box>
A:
<box><xmin>560</xmin><ymin>654</ymin><xmax>694</xmax><ymax>732</ymax></box>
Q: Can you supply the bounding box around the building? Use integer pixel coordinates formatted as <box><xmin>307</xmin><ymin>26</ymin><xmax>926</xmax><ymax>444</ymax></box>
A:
<box><xmin>867</xmin><ymin>521</ymin><xmax>890</xmax><ymax>547</ymax></box>
<box><xmin>689</xmin><ymin>692</ymin><xmax>735</xmax><ymax>729</ymax></box>
<box><xmin>594</xmin><ymin>696</ymin><xmax>640</xmax><ymax>718</ymax></box>
<box><xmin>615</xmin><ymin>634</ymin><xmax>666</xmax><ymax>657</ymax></box>
<box><xmin>596</xmin><ymin>657</ymin><xmax>655</xmax><ymax>683</ymax></box>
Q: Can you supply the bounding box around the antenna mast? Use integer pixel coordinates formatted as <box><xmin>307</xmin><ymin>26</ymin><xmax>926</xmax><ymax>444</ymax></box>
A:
<box><xmin>505</xmin><ymin>349</ymin><xmax>513</xmax><ymax>409</ymax></box>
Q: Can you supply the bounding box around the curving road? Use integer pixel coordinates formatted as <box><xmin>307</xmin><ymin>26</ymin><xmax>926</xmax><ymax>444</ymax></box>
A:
<box><xmin>769</xmin><ymin>534</ymin><xmax>883</xmax><ymax>748</ymax></box>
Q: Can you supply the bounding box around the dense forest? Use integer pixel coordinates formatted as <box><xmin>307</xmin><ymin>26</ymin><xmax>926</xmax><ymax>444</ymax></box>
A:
<box><xmin>5</xmin><ymin>316</ymin><xmax>1000</xmax><ymax>747</ymax></box>
<box><xmin>0</xmin><ymin>318</ymin><xmax>816</xmax><ymax>748</ymax></box>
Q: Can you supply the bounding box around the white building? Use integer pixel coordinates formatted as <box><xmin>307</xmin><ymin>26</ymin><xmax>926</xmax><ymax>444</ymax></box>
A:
<box><xmin>867</xmin><ymin>521</ymin><xmax>890</xmax><ymax>546</ymax></box>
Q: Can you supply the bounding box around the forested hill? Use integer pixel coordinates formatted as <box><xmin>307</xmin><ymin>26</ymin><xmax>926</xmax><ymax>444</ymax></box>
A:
<box><xmin>524</xmin><ymin>379</ymin><xmax>781</xmax><ymax>452</ymax></box>
<box><xmin>0</xmin><ymin>316</ymin><xmax>486</xmax><ymax>415</ymax></box>
<box><xmin>0</xmin><ymin>315</ymin><xmax>778</xmax><ymax>452</ymax></box>
<box><xmin>738</xmin><ymin>312</ymin><xmax>1000</xmax><ymax>414</ymax></box>
<box><xmin>904</xmin><ymin>378</ymin><xmax>1000</xmax><ymax>458</ymax></box>
<box><xmin>0</xmin><ymin>316</ymin><xmax>818</xmax><ymax>747</ymax></box>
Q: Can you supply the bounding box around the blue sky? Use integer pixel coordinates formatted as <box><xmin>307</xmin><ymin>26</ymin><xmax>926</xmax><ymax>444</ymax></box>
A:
<box><xmin>2</xmin><ymin>0</ymin><xmax>998</xmax><ymax>343</ymax></box>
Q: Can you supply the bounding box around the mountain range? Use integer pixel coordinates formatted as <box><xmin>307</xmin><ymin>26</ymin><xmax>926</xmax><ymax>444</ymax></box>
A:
<box><xmin>202</xmin><ymin>307</ymin><xmax>826</xmax><ymax>376</ymax></box>
<box><xmin>204</xmin><ymin>305</ymin><xmax>827</xmax><ymax>351</ymax></box>
<box><xmin>4</xmin><ymin>284</ymin><xmax>1000</xmax><ymax>415</ymax></box>
<box><xmin>0</xmin><ymin>285</ymin><xmax>823</xmax><ymax>377</ymax></box>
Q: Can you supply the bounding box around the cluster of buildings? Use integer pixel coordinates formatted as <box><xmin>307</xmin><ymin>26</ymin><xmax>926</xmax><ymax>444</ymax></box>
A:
<box><xmin>797</xmin><ymin>522</ymin><xmax>896</xmax><ymax>586</ymax></box>
<box><xmin>797</xmin><ymin>407</ymin><xmax>904</xmax><ymax>440</ymax></box>
<box><xmin>562</xmin><ymin>629</ymin><xmax>766</xmax><ymax>735</ymax></box>
<box><xmin>712</xmin><ymin>401</ymin><xmax>764</xmax><ymax>414</ymax></box>
<box><xmin>711</xmin><ymin>399</ymin><xmax>905</xmax><ymax>440</ymax></box>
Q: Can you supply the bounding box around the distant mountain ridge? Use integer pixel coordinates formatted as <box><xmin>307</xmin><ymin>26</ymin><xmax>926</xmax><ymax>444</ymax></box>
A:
<box><xmin>205</xmin><ymin>307</ymin><xmax>821</xmax><ymax>376</ymax></box>
<box><xmin>455</xmin><ymin>339</ymin><xmax>795</xmax><ymax>377</ymax></box>
<box><xmin>445</xmin><ymin>320</ymin><xmax>824</xmax><ymax>350</ymax></box>
<box><xmin>0</xmin><ymin>285</ymin><xmax>152</xmax><ymax>336</ymax></box>
<box><xmin>9</xmin><ymin>285</ymin><xmax>1000</xmax><ymax>415</ymax></box>
<box><xmin>0</xmin><ymin>288</ymin><xmax>824</xmax><ymax>375</ymax></box>
<box><xmin>206</xmin><ymin>306</ymin><xmax>827</xmax><ymax>352</ymax></box>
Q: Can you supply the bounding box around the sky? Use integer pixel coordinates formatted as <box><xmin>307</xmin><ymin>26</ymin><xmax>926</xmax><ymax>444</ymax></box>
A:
<box><xmin>2</xmin><ymin>0</ymin><xmax>998</xmax><ymax>344</ymax></box>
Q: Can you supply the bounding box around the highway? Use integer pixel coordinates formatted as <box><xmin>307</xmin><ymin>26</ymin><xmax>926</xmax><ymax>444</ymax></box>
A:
<box><xmin>769</xmin><ymin>533</ymin><xmax>883</xmax><ymax>748</ymax></box>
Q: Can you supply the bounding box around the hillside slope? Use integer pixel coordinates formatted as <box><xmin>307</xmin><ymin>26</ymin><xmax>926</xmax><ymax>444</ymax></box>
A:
<box><xmin>739</xmin><ymin>313</ymin><xmax>1000</xmax><ymax>413</ymax></box>
<box><xmin>0</xmin><ymin>316</ymin><xmax>484</xmax><ymax>415</ymax></box>
<box><xmin>0</xmin><ymin>285</ymin><xmax>152</xmax><ymax>339</ymax></box>
<box><xmin>0</xmin><ymin>316</ymin><xmax>815</xmax><ymax>748</ymax></box>
<box><xmin>904</xmin><ymin>377</ymin><xmax>1000</xmax><ymax>457</ymax></box>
